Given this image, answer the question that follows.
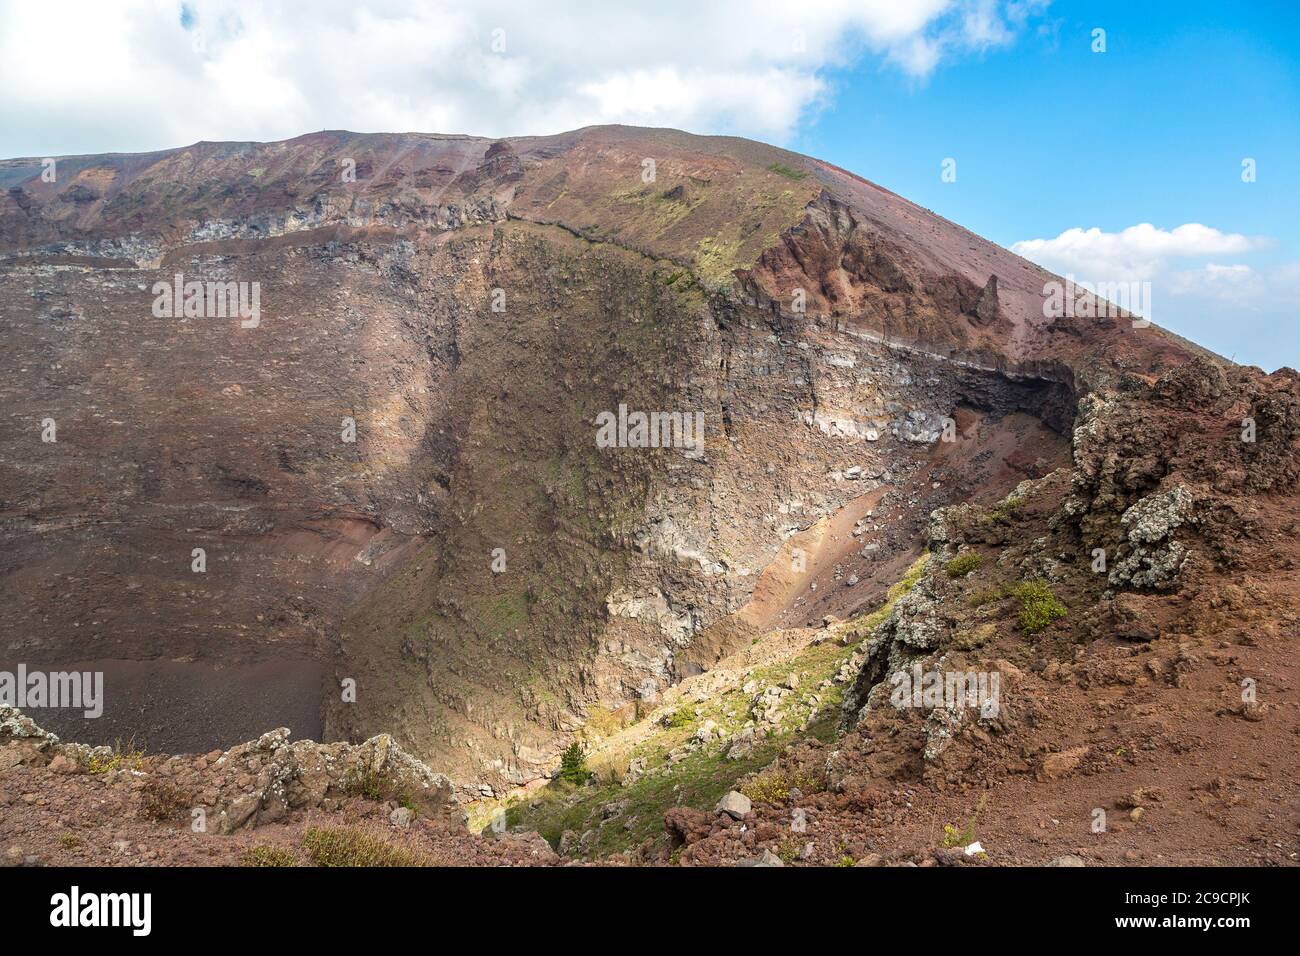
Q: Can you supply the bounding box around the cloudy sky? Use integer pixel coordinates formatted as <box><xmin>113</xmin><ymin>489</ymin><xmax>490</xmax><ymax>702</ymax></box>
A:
<box><xmin>1</xmin><ymin>0</ymin><xmax>1296</xmax><ymax>368</ymax></box>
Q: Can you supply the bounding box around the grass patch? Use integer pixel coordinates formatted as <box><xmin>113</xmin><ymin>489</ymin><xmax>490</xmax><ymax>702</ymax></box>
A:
<box><xmin>1013</xmin><ymin>580</ymin><xmax>1067</xmax><ymax>634</ymax></box>
<box><xmin>890</xmin><ymin>553</ymin><xmax>930</xmax><ymax>598</ymax></box>
<box><xmin>301</xmin><ymin>825</ymin><xmax>430</xmax><ymax>867</ymax></box>
<box><xmin>504</xmin><ymin>553</ymin><xmax>931</xmax><ymax>860</ymax></box>
<box><xmin>767</xmin><ymin>162</ymin><xmax>808</xmax><ymax>181</ymax></box>
<box><xmin>968</xmin><ymin>584</ymin><xmax>1008</xmax><ymax>608</ymax></box>
<box><xmin>242</xmin><ymin>845</ymin><xmax>298</xmax><ymax>867</ymax></box>
<box><xmin>581</xmin><ymin>704</ymin><xmax>625</xmax><ymax>741</ymax></box>
<box><xmin>506</xmin><ymin>640</ymin><xmax>856</xmax><ymax>858</ymax></box>
<box><xmin>774</xmin><ymin>838</ymin><xmax>803</xmax><ymax>864</ymax></box>
<box><xmin>945</xmin><ymin>552</ymin><xmax>982</xmax><ymax>578</ymax></box>
<box><xmin>588</xmin><ymin>749</ymin><xmax>631</xmax><ymax>786</ymax></box>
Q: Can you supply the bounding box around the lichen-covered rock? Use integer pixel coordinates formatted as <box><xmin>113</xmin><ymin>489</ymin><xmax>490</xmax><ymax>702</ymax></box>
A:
<box><xmin>209</xmin><ymin>730</ymin><xmax>463</xmax><ymax>834</ymax></box>
<box><xmin>1</xmin><ymin>709</ymin><xmax>463</xmax><ymax>836</ymax></box>
<box><xmin>0</xmin><ymin>707</ymin><xmax>57</xmax><ymax>747</ymax></box>
<box><xmin>1120</xmin><ymin>485</ymin><xmax>1194</xmax><ymax>545</ymax></box>
<box><xmin>1108</xmin><ymin>485</ymin><xmax>1194</xmax><ymax>590</ymax></box>
<box><xmin>840</xmin><ymin>559</ymin><xmax>948</xmax><ymax>725</ymax></box>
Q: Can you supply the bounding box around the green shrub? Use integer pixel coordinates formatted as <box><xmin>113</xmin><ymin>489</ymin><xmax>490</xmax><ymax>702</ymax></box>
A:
<box><xmin>741</xmin><ymin>765</ymin><xmax>825</xmax><ymax>804</ymax></box>
<box><xmin>1013</xmin><ymin>580</ymin><xmax>1067</xmax><ymax>634</ymax></box>
<box><xmin>941</xmin><ymin>795</ymin><xmax>987</xmax><ymax>850</ymax></box>
<box><xmin>662</xmin><ymin>705</ymin><xmax>696</xmax><ymax>729</ymax></box>
<box><xmin>589</xmin><ymin>750</ymin><xmax>631</xmax><ymax>786</ymax></box>
<box><xmin>583</xmin><ymin>704</ymin><xmax>621</xmax><ymax>737</ymax></box>
<box><xmin>301</xmin><ymin>826</ymin><xmax>430</xmax><ymax>867</ymax></box>
<box><xmin>558</xmin><ymin>742</ymin><xmax>592</xmax><ymax>785</ymax></box>
<box><xmin>86</xmin><ymin>739</ymin><xmax>145</xmax><ymax>775</ymax></box>
<box><xmin>775</xmin><ymin>838</ymin><xmax>803</xmax><ymax>864</ymax></box>
<box><xmin>945</xmin><ymin>552</ymin><xmax>982</xmax><ymax>578</ymax></box>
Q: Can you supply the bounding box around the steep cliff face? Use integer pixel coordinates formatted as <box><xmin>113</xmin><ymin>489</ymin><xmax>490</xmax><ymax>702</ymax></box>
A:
<box><xmin>0</xmin><ymin>126</ymin><xmax>1206</xmax><ymax>787</ymax></box>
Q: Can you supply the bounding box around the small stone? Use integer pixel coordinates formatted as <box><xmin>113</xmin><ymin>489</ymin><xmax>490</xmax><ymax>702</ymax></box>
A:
<box><xmin>389</xmin><ymin>806</ymin><xmax>414</xmax><ymax>828</ymax></box>
<box><xmin>1047</xmin><ymin>855</ymin><xmax>1086</xmax><ymax>867</ymax></box>
<box><xmin>1039</xmin><ymin>746</ymin><xmax>1089</xmax><ymax>780</ymax></box>
<box><xmin>738</xmin><ymin>848</ymin><xmax>783</xmax><ymax>867</ymax></box>
<box><xmin>47</xmin><ymin>754</ymin><xmax>77</xmax><ymax>774</ymax></box>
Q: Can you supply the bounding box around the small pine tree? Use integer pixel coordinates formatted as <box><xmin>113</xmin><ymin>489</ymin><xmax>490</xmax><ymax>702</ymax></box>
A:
<box><xmin>559</xmin><ymin>742</ymin><xmax>591</xmax><ymax>784</ymax></box>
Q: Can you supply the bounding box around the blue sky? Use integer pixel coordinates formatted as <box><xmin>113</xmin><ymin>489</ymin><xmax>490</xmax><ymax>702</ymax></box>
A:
<box><xmin>792</xmin><ymin>0</ymin><xmax>1300</xmax><ymax>368</ymax></box>
<box><xmin>1</xmin><ymin>0</ymin><xmax>1295</xmax><ymax>367</ymax></box>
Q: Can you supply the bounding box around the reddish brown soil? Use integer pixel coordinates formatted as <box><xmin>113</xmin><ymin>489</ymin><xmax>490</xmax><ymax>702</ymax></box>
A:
<box><xmin>0</xmin><ymin>760</ymin><xmax>555</xmax><ymax>868</ymax></box>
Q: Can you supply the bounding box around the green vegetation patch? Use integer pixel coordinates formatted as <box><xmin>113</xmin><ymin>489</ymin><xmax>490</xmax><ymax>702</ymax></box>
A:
<box><xmin>767</xmin><ymin>162</ymin><xmax>808</xmax><ymax>181</ymax></box>
<box><xmin>662</xmin><ymin>705</ymin><xmax>696</xmax><ymax>729</ymax></box>
<box><xmin>86</xmin><ymin>739</ymin><xmax>145</xmax><ymax>775</ymax></box>
<box><xmin>1013</xmin><ymin>580</ymin><xmax>1067</xmax><ymax>634</ymax></box>
<box><xmin>986</xmin><ymin>497</ymin><xmax>1026</xmax><ymax>524</ymax></box>
<box><xmin>497</xmin><ymin>554</ymin><xmax>934</xmax><ymax>860</ymax></box>
<box><xmin>945</xmin><ymin>552</ymin><xmax>982</xmax><ymax>578</ymax></box>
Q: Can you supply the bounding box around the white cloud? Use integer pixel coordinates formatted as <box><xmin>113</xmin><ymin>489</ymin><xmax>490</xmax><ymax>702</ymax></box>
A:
<box><xmin>1011</xmin><ymin>223</ymin><xmax>1264</xmax><ymax>281</ymax></box>
<box><xmin>1168</xmin><ymin>262</ymin><xmax>1255</xmax><ymax>297</ymax></box>
<box><xmin>1014</xmin><ymin>223</ymin><xmax>1299</xmax><ymax>369</ymax></box>
<box><xmin>0</xmin><ymin>0</ymin><xmax>1046</xmax><ymax>156</ymax></box>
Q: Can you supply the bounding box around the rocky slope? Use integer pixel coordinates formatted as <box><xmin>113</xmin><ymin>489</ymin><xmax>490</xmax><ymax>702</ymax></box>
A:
<box><xmin>0</xmin><ymin>705</ymin><xmax>556</xmax><ymax>867</ymax></box>
<box><xmin>491</xmin><ymin>357</ymin><xmax>1299</xmax><ymax>866</ymax></box>
<box><xmin>5</xmin><ymin>347</ymin><xmax>1295</xmax><ymax>868</ymax></box>
<box><xmin>4</xmin><ymin>123</ymin><xmax>1290</xmax><ymax>857</ymax></box>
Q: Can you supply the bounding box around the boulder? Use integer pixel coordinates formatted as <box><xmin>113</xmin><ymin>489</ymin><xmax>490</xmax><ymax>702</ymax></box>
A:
<box><xmin>716</xmin><ymin>790</ymin><xmax>752</xmax><ymax>819</ymax></box>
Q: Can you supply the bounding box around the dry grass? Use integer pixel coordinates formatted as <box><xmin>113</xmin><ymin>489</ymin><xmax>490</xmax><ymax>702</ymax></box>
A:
<box><xmin>301</xmin><ymin>825</ymin><xmax>432</xmax><ymax>867</ymax></box>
